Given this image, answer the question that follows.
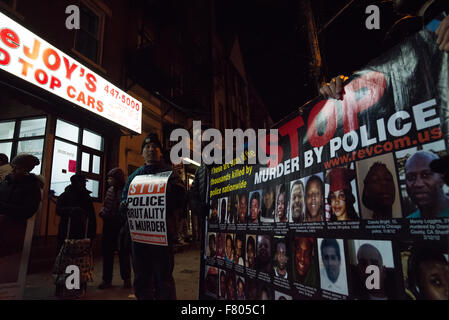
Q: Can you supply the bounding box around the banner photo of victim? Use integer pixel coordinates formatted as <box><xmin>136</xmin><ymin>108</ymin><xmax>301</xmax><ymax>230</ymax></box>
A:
<box><xmin>199</xmin><ymin>26</ymin><xmax>449</xmax><ymax>301</ymax></box>
<box><xmin>126</xmin><ymin>171</ymin><xmax>172</xmax><ymax>246</ymax></box>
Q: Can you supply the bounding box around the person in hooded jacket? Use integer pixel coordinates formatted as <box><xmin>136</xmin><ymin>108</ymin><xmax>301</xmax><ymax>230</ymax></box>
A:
<box><xmin>56</xmin><ymin>173</ymin><xmax>97</xmax><ymax>254</ymax></box>
<box><xmin>98</xmin><ymin>167</ymin><xmax>132</xmax><ymax>289</ymax></box>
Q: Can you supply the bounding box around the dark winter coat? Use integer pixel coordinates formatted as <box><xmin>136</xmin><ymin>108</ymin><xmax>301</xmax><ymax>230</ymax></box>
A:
<box><xmin>189</xmin><ymin>164</ymin><xmax>210</xmax><ymax>218</ymax></box>
<box><xmin>56</xmin><ymin>185</ymin><xmax>97</xmax><ymax>242</ymax></box>
<box><xmin>0</xmin><ymin>173</ymin><xmax>41</xmax><ymax>257</ymax></box>
<box><xmin>0</xmin><ymin>173</ymin><xmax>42</xmax><ymax>220</ymax></box>
<box><xmin>100</xmin><ymin>168</ymin><xmax>125</xmax><ymax>221</ymax></box>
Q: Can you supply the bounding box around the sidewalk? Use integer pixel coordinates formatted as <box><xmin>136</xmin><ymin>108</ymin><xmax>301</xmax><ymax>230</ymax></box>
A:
<box><xmin>23</xmin><ymin>244</ymin><xmax>201</xmax><ymax>300</ymax></box>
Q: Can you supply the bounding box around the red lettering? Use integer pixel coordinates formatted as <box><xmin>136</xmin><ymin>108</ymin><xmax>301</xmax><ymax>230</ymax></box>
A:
<box><xmin>18</xmin><ymin>58</ymin><xmax>33</xmax><ymax>75</ymax></box>
<box><xmin>431</xmin><ymin>127</ymin><xmax>442</xmax><ymax>140</ymax></box>
<box><xmin>85</xmin><ymin>73</ymin><xmax>96</xmax><ymax>92</ymax></box>
<box><xmin>34</xmin><ymin>69</ymin><xmax>48</xmax><ymax>85</ymax></box>
<box><xmin>0</xmin><ymin>48</ymin><xmax>10</xmax><ymax>65</ymax></box>
<box><xmin>278</xmin><ymin>115</ymin><xmax>304</xmax><ymax>159</ymax></box>
<box><xmin>63</xmin><ymin>57</ymin><xmax>77</xmax><ymax>80</ymax></box>
<box><xmin>42</xmin><ymin>48</ymin><xmax>60</xmax><ymax>71</ymax></box>
<box><xmin>0</xmin><ymin>28</ymin><xmax>20</xmax><ymax>49</ymax></box>
<box><xmin>87</xmin><ymin>95</ymin><xmax>95</xmax><ymax>108</ymax></box>
<box><xmin>365</xmin><ymin>146</ymin><xmax>374</xmax><ymax>157</ymax></box>
<box><xmin>67</xmin><ymin>85</ymin><xmax>76</xmax><ymax>98</ymax></box>
<box><xmin>23</xmin><ymin>39</ymin><xmax>40</xmax><ymax>60</ymax></box>
<box><xmin>259</xmin><ymin>133</ymin><xmax>283</xmax><ymax>167</ymax></box>
<box><xmin>77</xmin><ymin>91</ymin><xmax>86</xmax><ymax>104</ymax></box>
<box><xmin>342</xmin><ymin>71</ymin><xmax>386</xmax><ymax>133</ymax></box>
<box><xmin>307</xmin><ymin>100</ymin><xmax>337</xmax><ymax>148</ymax></box>
<box><xmin>96</xmin><ymin>100</ymin><xmax>104</xmax><ymax>112</ymax></box>
<box><xmin>49</xmin><ymin>76</ymin><xmax>61</xmax><ymax>90</ymax></box>
<box><xmin>374</xmin><ymin>145</ymin><xmax>382</xmax><ymax>154</ymax></box>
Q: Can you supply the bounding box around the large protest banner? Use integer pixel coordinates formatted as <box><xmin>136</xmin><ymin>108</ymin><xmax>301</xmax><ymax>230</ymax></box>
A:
<box><xmin>200</xmin><ymin>26</ymin><xmax>448</xmax><ymax>300</ymax></box>
<box><xmin>127</xmin><ymin>171</ymin><xmax>172</xmax><ymax>246</ymax></box>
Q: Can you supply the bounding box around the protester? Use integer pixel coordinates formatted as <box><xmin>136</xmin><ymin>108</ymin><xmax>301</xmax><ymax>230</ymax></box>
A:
<box><xmin>56</xmin><ymin>173</ymin><xmax>97</xmax><ymax>254</ymax></box>
<box><xmin>98</xmin><ymin>167</ymin><xmax>132</xmax><ymax>289</ymax></box>
<box><xmin>405</xmin><ymin>151</ymin><xmax>449</xmax><ymax>218</ymax></box>
<box><xmin>0</xmin><ymin>154</ymin><xmax>41</xmax><ymax>220</ymax></box>
<box><xmin>190</xmin><ymin>163</ymin><xmax>210</xmax><ymax>242</ymax></box>
<box><xmin>0</xmin><ymin>154</ymin><xmax>42</xmax><ymax>260</ymax></box>
<box><xmin>120</xmin><ymin>133</ymin><xmax>186</xmax><ymax>300</ymax></box>
<box><xmin>0</xmin><ymin>153</ymin><xmax>12</xmax><ymax>183</ymax></box>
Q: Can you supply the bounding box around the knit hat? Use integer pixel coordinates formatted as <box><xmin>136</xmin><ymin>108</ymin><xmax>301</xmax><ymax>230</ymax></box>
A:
<box><xmin>11</xmin><ymin>154</ymin><xmax>40</xmax><ymax>173</ymax></box>
<box><xmin>430</xmin><ymin>155</ymin><xmax>449</xmax><ymax>174</ymax></box>
<box><xmin>327</xmin><ymin>167</ymin><xmax>355</xmax><ymax>193</ymax></box>
<box><xmin>70</xmin><ymin>173</ymin><xmax>87</xmax><ymax>184</ymax></box>
<box><xmin>141</xmin><ymin>133</ymin><xmax>162</xmax><ymax>152</ymax></box>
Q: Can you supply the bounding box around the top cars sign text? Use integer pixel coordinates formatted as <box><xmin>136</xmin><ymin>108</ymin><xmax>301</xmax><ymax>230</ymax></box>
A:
<box><xmin>0</xmin><ymin>12</ymin><xmax>142</xmax><ymax>133</ymax></box>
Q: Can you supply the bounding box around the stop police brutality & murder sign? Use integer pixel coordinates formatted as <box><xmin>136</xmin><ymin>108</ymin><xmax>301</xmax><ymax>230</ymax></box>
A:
<box><xmin>126</xmin><ymin>172</ymin><xmax>172</xmax><ymax>246</ymax></box>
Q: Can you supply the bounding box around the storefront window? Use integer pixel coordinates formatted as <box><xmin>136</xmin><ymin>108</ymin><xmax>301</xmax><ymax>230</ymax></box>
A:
<box><xmin>0</xmin><ymin>117</ymin><xmax>46</xmax><ymax>173</ymax></box>
<box><xmin>92</xmin><ymin>155</ymin><xmax>100</xmax><ymax>174</ymax></box>
<box><xmin>50</xmin><ymin>139</ymin><xmax>78</xmax><ymax>196</ymax></box>
<box><xmin>56</xmin><ymin>119</ymin><xmax>79</xmax><ymax>143</ymax></box>
<box><xmin>50</xmin><ymin>118</ymin><xmax>104</xmax><ymax>200</ymax></box>
<box><xmin>19</xmin><ymin>118</ymin><xmax>46</xmax><ymax>137</ymax></box>
<box><xmin>0</xmin><ymin>121</ymin><xmax>15</xmax><ymax>139</ymax></box>
<box><xmin>81</xmin><ymin>152</ymin><xmax>90</xmax><ymax>172</ymax></box>
<box><xmin>82</xmin><ymin>129</ymin><xmax>104</xmax><ymax>151</ymax></box>
<box><xmin>17</xmin><ymin>139</ymin><xmax>44</xmax><ymax>174</ymax></box>
<box><xmin>0</xmin><ymin>142</ymin><xmax>13</xmax><ymax>160</ymax></box>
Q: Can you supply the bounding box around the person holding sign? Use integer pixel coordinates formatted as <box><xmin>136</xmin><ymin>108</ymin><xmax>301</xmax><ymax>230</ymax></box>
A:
<box><xmin>120</xmin><ymin>133</ymin><xmax>186</xmax><ymax>300</ymax></box>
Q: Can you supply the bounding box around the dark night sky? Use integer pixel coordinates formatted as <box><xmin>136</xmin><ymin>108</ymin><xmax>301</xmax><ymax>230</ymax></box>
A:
<box><xmin>216</xmin><ymin>0</ymin><xmax>400</xmax><ymax>123</ymax></box>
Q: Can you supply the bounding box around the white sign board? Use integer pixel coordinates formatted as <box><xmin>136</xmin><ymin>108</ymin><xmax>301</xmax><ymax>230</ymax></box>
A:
<box><xmin>126</xmin><ymin>171</ymin><xmax>172</xmax><ymax>246</ymax></box>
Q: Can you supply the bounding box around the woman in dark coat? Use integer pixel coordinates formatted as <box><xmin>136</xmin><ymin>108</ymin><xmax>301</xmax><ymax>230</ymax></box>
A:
<box><xmin>0</xmin><ymin>154</ymin><xmax>41</xmax><ymax>259</ymax></box>
<box><xmin>56</xmin><ymin>173</ymin><xmax>97</xmax><ymax>253</ymax></box>
<box><xmin>98</xmin><ymin>167</ymin><xmax>132</xmax><ymax>289</ymax></box>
